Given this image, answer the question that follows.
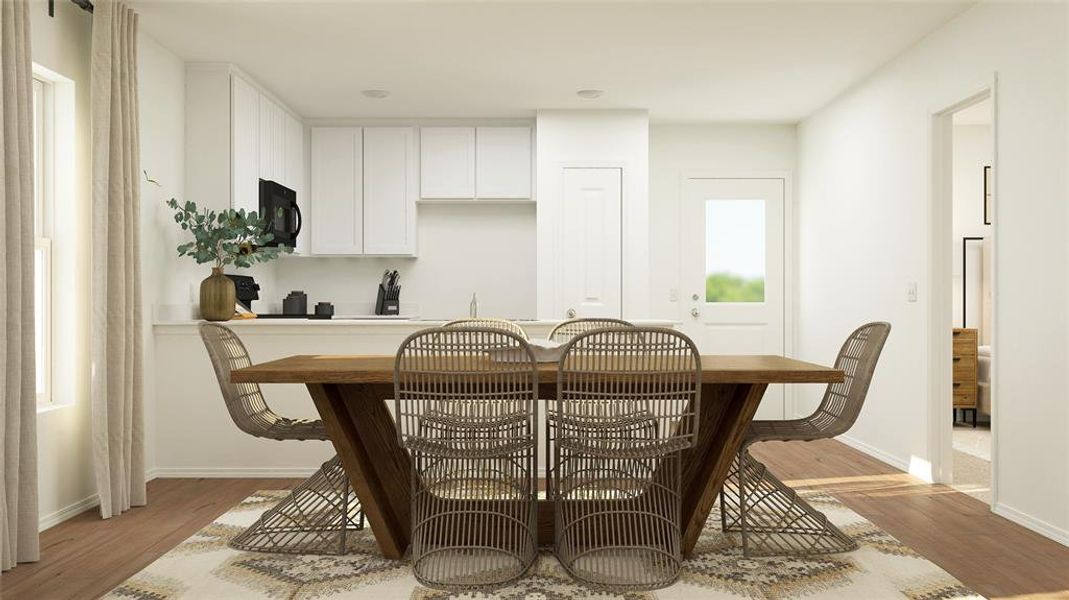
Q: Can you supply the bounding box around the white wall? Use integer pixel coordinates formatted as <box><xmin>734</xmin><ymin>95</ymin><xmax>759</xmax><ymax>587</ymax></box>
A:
<box><xmin>29</xmin><ymin>0</ymin><xmax>96</xmax><ymax>530</ymax></box>
<box><xmin>648</xmin><ymin>124</ymin><xmax>797</xmax><ymax>320</ymax></box>
<box><xmin>138</xmin><ymin>32</ymin><xmax>187</xmax><ymax>479</ymax></box>
<box><xmin>950</xmin><ymin>123</ymin><xmax>993</xmax><ymax>334</ymax></box>
<box><xmin>797</xmin><ymin>2</ymin><xmax>1068</xmax><ymax>543</ymax></box>
<box><xmin>535</xmin><ymin>110</ymin><xmax>649</xmax><ymax>319</ymax></box>
<box><xmin>272</xmin><ymin>204</ymin><xmax>537</xmax><ymax>319</ymax></box>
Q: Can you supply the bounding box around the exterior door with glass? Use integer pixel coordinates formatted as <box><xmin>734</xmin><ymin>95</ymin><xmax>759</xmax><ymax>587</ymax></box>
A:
<box><xmin>681</xmin><ymin>178</ymin><xmax>786</xmax><ymax>419</ymax></box>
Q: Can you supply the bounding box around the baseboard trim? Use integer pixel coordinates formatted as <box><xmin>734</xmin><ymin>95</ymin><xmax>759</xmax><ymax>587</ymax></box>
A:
<box><xmin>39</xmin><ymin>494</ymin><xmax>99</xmax><ymax>531</ymax></box>
<box><xmin>994</xmin><ymin>502</ymin><xmax>1069</xmax><ymax>547</ymax></box>
<box><xmin>151</xmin><ymin>467</ymin><xmax>319</xmax><ymax>478</ymax></box>
<box><xmin>836</xmin><ymin>434</ymin><xmax>912</xmax><ymax>474</ymax></box>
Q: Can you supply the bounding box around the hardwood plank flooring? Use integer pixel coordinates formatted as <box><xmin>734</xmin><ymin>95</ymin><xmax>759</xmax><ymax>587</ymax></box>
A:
<box><xmin>0</xmin><ymin>478</ymin><xmax>301</xmax><ymax>600</ymax></box>
<box><xmin>750</xmin><ymin>439</ymin><xmax>1069</xmax><ymax>600</ymax></box>
<box><xmin>3</xmin><ymin>440</ymin><xmax>1069</xmax><ymax>599</ymax></box>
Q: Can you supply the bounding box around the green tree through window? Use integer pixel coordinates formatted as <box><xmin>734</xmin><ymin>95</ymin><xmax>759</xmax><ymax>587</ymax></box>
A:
<box><xmin>706</xmin><ymin>272</ymin><xmax>765</xmax><ymax>303</ymax></box>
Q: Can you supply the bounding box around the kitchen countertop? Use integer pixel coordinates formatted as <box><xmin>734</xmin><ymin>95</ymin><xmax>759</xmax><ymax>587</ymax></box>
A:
<box><xmin>154</xmin><ymin>318</ymin><xmax>680</xmax><ymax>326</ymax></box>
<box><xmin>153</xmin><ymin>316</ymin><xmax>681</xmax><ymax>332</ymax></box>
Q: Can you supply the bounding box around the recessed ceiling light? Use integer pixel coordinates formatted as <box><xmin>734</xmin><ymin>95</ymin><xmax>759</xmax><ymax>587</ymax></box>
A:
<box><xmin>362</xmin><ymin>89</ymin><xmax>390</xmax><ymax>99</ymax></box>
<box><xmin>576</xmin><ymin>89</ymin><xmax>604</xmax><ymax>99</ymax></box>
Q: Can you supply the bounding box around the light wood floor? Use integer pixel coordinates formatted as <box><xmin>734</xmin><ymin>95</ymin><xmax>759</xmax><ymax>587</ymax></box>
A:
<box><xmin>4</xmin><ymin>440</ymin><xmax>1069</xmax><ymax>600</ymax></box>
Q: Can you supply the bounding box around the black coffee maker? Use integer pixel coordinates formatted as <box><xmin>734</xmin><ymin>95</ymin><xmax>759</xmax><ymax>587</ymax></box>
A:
<box><xmin>225</xmin><ymin>274</ymin><xmax>260</xmax><ymax>311</ymax></box>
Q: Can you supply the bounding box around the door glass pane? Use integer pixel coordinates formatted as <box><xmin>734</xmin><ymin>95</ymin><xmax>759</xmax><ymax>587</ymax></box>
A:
<box><xmin>706</xmin><ymin>199</ymin><xmax>765</xmax><ymax>302</ymax></box>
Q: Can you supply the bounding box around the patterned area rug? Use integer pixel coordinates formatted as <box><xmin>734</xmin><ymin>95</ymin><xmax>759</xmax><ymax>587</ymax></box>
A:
<box><xmin>105</xmin><ymin>490</ymin><xmax>983</xmax><ymax>599</ymax></box>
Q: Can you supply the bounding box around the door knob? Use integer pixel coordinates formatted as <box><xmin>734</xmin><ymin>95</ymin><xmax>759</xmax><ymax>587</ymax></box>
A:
<box><xmin>691</xmin><ymin>308</ymin><xmax>700</xmax><ymax>318</ymax></box>
<box><xmin>692</xmin><ymin>293</ymin><xmax>700</xmax><ymax>301</ymax></box>
<box><xmin>566</xmin><ymin>308</ymin><xmax>576</xmax><ymax>318</ymax></box>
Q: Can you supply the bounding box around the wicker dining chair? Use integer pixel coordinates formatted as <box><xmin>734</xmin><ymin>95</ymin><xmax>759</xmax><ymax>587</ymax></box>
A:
<box><xmin>551</xmin><ymin>327</ymin><xmax>701</xmax><ymax>591</ymax></box>
<box><xmin>395</xmin><ymin>327</ymin><xmax>539</xmax><ymax>589</ymax></box>
<box><xmin>442</xmin><ymin>318</ymin><xmax>529</xmax><ymax>340</ymax></box>
<box><xmin>720</xmin><ymin>321</ymin><xmax>891</xmax><ymax>557</ymax></box>
<box><xmin>548</xmin><ymin>317</ymin><xmax>634</xmax><ymax>343</ymax></box>
<box><xmin>199</xmin><ymin>323</ymin><xmax>365</xmax><ymax>555</ymax></box>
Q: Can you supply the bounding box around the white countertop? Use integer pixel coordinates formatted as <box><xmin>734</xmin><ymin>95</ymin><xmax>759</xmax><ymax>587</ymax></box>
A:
<box><xmin>155</xmin><ymin>318</ymin><xmax>679</xmax><ymax>327</ymax></box>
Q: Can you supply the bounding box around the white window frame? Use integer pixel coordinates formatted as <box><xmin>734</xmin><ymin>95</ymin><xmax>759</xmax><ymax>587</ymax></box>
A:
<box><xmin>32</xmin><ymin>74</ymin><xmax>55</xmax><ymax>406</ymax></box>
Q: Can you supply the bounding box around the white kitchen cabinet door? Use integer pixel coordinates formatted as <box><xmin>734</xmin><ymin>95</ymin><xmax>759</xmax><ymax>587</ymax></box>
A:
<box><xmin>310</xmin><ymin>127</ymin><xmax>363</xmax><ymax>255</ymax></box>
<box><xmin>284</xmin><ymin>114</ymin><xmax>308</xmax><ymax>254</ymax></box>
<box><xmin>363</xmin><ymin>127</ymin><xmax>417</xmax><ymax>255</ymax></box>
<box><xmin>258</xmin><ymin>94</ymin><xmax>285</xmax><ymax>184</ymax></box>
<box><xmin>475</xmin><ymin>126</ymin><xmax>531</xmax><ymax>199</ymax></box>
<box><xmin>420</xmin><ymin>127</ymin><xmax>475</xmax><ymax>199</ymax></box>
<box><xmin>560</xmin><ymin>168</ymin><xmax>622</xmax><ymax>318</ymax></box>
<box><xmin>230</xmin><ymin>75</ymin><xmax>260</xmax><ymax>214</ymax></box>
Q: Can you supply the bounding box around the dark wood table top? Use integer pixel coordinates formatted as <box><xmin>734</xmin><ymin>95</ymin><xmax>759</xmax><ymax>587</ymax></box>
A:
<box><xmin>232</xmin><ymin>354</ymin><xmax>843</xmax><ymax>385</ymax></box>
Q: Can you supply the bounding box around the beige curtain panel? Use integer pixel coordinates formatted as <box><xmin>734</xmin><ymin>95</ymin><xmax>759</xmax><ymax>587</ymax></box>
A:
<box><xmin>0</xmin><ymin>0</ymin><xmax>41</xmax><ymax>571</ymax></box>
<box><xmin>91</xmin><ymin>0</ymin><xmax>146</xmax><ymax>519</ymax></box>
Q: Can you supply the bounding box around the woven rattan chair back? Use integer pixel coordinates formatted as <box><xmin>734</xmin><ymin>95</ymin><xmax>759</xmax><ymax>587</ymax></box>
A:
<box><xmin>720</xmin><ymin>321</ymin><xmax>891</xmax><ymax>558</ymax></box>
<box><xmin>199</xmin><ymin>323</ymin><xmax>365</xmax><ymax>555</ymax></box>
<box><xmin>548</xmin><ymin>317</ymin><xmax>635</xmax><ymax>343</ymax></box>
<box><xmin>442</xmin><ymin>318</ymin><xmax>529</xmax><ymax>340</ymax></box>
<box><xmin>551</xmin><ymin>327</ymin><xmax>701</xmax><ymax>591</ymax></box>
<box><xmin>394</xmin><ymin>327</ymin><xmax>539</xmax><ymax>589</ymax></box>
<box><xmin>199</xmin><ymin>323</ymin><xmax>316</xmax><ymax>441</ymax></box>
<box><xmin>804</xmin><ymin>321</ymin><xmax>891</xmax><ymax>438</ymax></box>
<box><xmin>556</xmin><ymin>327</ymin><xmax>701</xmax><ymax>453</ymax></box>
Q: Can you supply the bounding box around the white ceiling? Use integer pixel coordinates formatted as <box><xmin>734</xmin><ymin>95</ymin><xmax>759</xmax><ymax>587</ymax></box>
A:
<box><xmin>133</xmin><ymin>1</ymin><xmax>973</xmax><ymax>122</ymax></box>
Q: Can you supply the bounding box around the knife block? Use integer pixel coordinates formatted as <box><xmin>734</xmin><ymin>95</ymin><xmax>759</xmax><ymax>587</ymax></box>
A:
<box><xmin>375</xmin><ymin>284</ymin><xmax>399</xmax><ymax>316</ymax></box>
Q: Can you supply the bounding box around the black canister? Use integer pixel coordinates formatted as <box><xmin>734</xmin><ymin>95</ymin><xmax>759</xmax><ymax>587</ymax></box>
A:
<box><xmin>282</xmin><ymin>291</ymin><xmax>308</xmax><ymax>315</ymax></box>
<box><xmin>314</xmin><ymin>302</ymin><xmax>334</xmax><ymax>318</ymax></box>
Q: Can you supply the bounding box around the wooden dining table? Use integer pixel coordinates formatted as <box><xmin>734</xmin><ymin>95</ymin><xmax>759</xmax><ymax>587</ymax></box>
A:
<box><xmin>231</xmin><ymin>354</ymin><xmax>842</xmax><ymax>560</ymax></box>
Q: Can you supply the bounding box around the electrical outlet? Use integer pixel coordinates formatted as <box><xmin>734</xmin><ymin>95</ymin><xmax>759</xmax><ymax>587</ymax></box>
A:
<box><xmin>668</xmin><ymin>288</ymin><xmax>679</xmax><ymax>302</ymax></box>
<box><xmin>907</xmin><ymin>282</ymin><xmax>918</xmax><ymax>303</ymax></box>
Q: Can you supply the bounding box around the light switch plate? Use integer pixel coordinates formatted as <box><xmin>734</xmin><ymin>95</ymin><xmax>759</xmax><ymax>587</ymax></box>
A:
<box><xmin>907</xmin><ymin>282</ymin><xmax>918</xmax><ymax>303</ymax></box>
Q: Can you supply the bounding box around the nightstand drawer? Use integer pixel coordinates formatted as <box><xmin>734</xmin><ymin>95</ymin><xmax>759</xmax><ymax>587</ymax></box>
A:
<box><xmin>953</xmin><ymin>389</ymin><xmax>977</xmax><ymax>408</ymax></box>
<box><xmin>953</xmin><ymin>358</ymin><xmax>977</xmax><ymax>380</ymax></box>
<box><xmin>953</xmin><ymin>329</ymin><xmax>978</xmax><ymax>355</ymax></box>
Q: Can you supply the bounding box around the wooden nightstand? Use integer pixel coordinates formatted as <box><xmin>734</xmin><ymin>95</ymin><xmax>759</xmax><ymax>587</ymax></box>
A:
<box><xmin>952</xmin><ymin>328</ymin><xmax>979</xmax><ymax>427</ymax></box>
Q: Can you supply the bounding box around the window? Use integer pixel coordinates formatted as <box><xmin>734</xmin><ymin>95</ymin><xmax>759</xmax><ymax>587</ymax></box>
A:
<box><xmin>705</xmin><ymin>199</ymin><xmax>766</xmax><ymax>303</ymax></box>
<box><xmin>33</xmin><ymin>75</ymin><xmax>54</xmax><ymax>405</ymax></box>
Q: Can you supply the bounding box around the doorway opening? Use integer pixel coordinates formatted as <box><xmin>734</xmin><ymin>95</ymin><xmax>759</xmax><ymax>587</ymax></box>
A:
<box><xmin>934</xmin><ymin>92</ymin><xmax>995</xmax><ymax>505</ymax></box>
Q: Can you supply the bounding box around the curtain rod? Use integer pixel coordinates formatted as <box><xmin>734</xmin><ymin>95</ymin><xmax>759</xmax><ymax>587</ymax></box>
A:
<box><xmin>49</xmin><ymin>0</ymin><xmax>95</xmax><ymax>17</ymax></box>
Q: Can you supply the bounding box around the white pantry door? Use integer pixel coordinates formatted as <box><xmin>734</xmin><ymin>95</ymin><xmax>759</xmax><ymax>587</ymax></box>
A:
<box><xmin>681</xmin><ymin>178</ymin><xmax>786</xmax><ymax>419</ymax></box>
<box><xmin>560</xmin><ymin>168</ymin><xmax>622</xmax><ymax>318</ymax></box>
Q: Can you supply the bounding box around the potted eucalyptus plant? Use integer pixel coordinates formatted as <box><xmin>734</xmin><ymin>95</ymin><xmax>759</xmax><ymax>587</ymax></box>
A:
<box><xmin>167</xmin><ymin>199</ymin><xmax>291</xmax><ymax>321</ymax></box>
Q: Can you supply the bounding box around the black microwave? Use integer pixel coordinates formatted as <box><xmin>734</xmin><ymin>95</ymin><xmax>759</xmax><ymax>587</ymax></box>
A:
<box><xmin>258</xmin><ymin>179</ymin><xmax>301</xmax><ymax>248</ymax></box>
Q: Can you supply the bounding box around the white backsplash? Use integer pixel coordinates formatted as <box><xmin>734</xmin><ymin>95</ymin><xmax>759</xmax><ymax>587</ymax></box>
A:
<box><xmin>271</xmin><ymin>203</ymin><xmax>537</xmax><ymax>320</ymax></box>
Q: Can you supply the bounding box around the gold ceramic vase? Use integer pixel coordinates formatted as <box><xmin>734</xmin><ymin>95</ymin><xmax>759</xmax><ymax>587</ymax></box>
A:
<box><xmin>200</xmin><ymin>267</ymin><xmax>235</xmax><ymax>321</ymax></box>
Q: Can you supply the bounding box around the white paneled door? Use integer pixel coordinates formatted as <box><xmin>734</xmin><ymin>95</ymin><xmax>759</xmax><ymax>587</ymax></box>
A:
<box><xmin>561</xmin><ymin>168</ymin><xmax>622</xmax><ymax>318</ymax></box>
<box><xmin>681</xmin><ymin>178</ymin><xmax>786</xmax><ymax>419</ymax></box>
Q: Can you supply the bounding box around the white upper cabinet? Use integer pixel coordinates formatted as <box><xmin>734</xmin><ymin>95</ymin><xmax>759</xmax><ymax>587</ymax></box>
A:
<box><xmin>258</xmin><ymin>94</ymin><xmax>285</xmax><ymax>185</ymax></box>
<box><xmin>284</xmin><ymin>113</ymin><xmax>307</xmax><ymax>254</ymax></box>
<box><xmin>230</xmin><ymin>75</ymin><xmax>260</xmax><ymax>215</ymax></box>
<box><xmin>229</xmin><ymin>72</ymin><xmax>303</xmax><ymax>220</ymax></box>
<box><xmin>363</xmin><ymin>127</ymin><xmax>418</xmax><ymax>255</ymax></box>
<box><xmin>309</xmin><ymin>126</ymin><xmax>418</xmax><ymax>256</ymax></box>
<box><xmin>476</xmin><ymin>126</ymin><xmax>532</xmax><ymax>199</ymax></box>
<box><xmin>420</xmin><ymin>127</ymin><xmax>475</xmax><ymax>199</ymax></box>
<box><xmin>310</xmin><ymin>127</ymin><xmax>363</xmax><ymax>255</ymax></box>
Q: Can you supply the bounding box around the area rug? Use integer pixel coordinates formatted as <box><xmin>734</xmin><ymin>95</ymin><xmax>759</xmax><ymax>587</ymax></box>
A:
<box><xmin>104</xmin><ymin>490</ymin><xmax>983</xmax><ymax>600</ymax></box>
